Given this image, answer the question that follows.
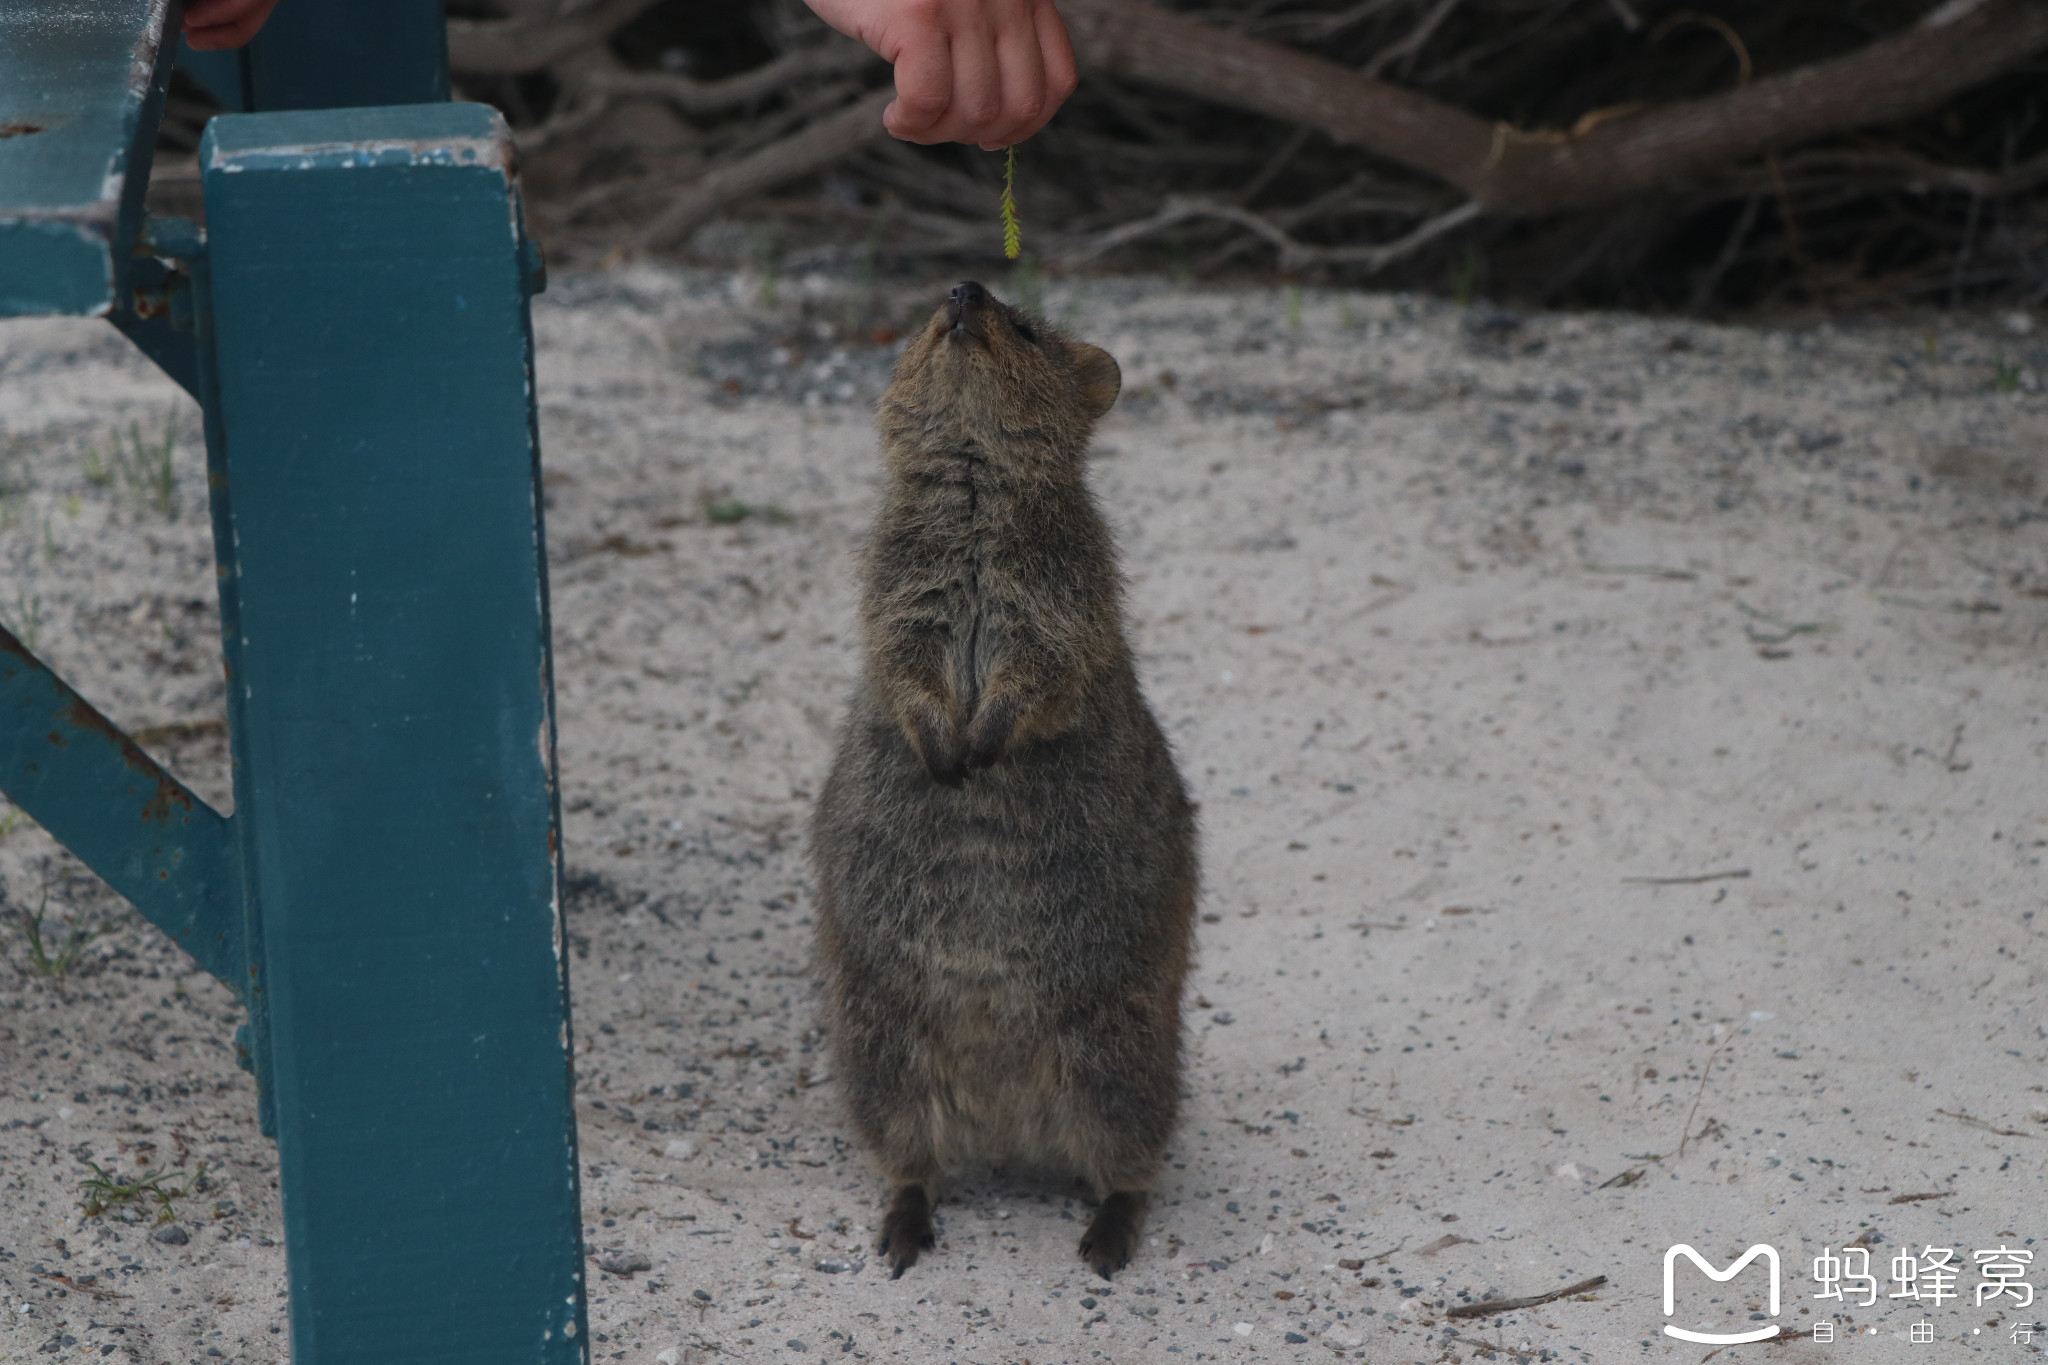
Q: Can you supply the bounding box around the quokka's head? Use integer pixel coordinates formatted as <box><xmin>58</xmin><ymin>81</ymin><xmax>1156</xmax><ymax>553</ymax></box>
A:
<box><xmin>880</xmin><ymin>281</ymin><xmax>1121</xmax><ymax>461</ymax></box>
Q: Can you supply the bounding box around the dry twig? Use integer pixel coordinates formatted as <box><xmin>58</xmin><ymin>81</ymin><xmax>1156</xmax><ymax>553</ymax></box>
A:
<box><xmin>1623</xmin><ymin>868</ymin><xmax>1751</xmax><ymax>885</ymax></box>
<box><xmin>1065</xmin><ymin>194</ymin><xmax>1479</xmax><ymax>271</ymax></box>
<box><xmin>635</xmin><ymin>88</ymin><xmax>896</xmax><ymax>248</ymax></box>
<box><xmin>1445</xmin><ymin>1274</ymin><xmax>1608</xmax><ymax>1319</ymax></box>
<box><xmin>1677</xmin><ymin>1035</ymin><xmax>1734</xmax><ymax>1157</ymax></box>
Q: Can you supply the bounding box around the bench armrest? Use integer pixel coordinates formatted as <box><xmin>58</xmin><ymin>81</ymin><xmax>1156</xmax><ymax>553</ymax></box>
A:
<box><xmin>0</xmin><ymin>0</ymin><xmax>179</xmax><ymax>317</ymax></box>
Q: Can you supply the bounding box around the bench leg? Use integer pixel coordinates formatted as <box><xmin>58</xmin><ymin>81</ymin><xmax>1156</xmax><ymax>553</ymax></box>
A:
<box><xmin>198</xmin><ymin>104</ymin><xmax>584</xmax><ymax>1364</ymax></box>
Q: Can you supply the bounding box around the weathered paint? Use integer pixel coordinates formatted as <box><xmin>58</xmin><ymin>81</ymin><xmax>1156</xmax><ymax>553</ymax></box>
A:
<box><xmin>0</xmin><ymin>625</ymin><xmax>246</xmax><ymax>994</ymax></box>
<box><xmin>0</xmin><ymin>0</ymin><xmax>179</xmax><ymax>317</ymax></box>
<box><xmin>171</xmin><ymin>213</ymin><xmax>280</xmax><ymax>1141</ymax></box>
<box><xmin>202</xmin><ymin>104</ymin><xmax>511</xmax><ymax>172</ymax></box>
<box><xmin>112</xmin><ymin>244</ymin><xmax>203</xmax><ymax>400</ymax></box>
<box><xmin>200</xmin><ymin>103</ymin><xmax>585</xmax><ymax>1365</ymax></box>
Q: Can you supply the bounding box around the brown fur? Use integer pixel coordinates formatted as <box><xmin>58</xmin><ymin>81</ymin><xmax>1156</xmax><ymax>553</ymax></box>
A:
<box><xmin>809</xmin><ymin>282</ymin><xmax>1199</xmax><ymax>1280</ymax></box>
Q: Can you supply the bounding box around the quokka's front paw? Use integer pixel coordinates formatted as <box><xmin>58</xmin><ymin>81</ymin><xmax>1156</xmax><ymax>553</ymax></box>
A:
<box><xmin>910</xmin><ymin>711</ymin><xmax>966</xmax><ymax>786</ymax></box>
<box><xmin>962</xmin><ymin>693</ymin><xmax>1021</xmax><ymax>771</ymax></box>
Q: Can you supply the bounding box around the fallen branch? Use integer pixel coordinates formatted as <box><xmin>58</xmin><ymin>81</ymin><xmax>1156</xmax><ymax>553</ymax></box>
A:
<box><xmin>1623</xmin><ymin>868</ymin><xmax>1751</xmax><ymax>885</ymax></box>
<box><xmin>1061</xmin><ymin>0</ymin><xmax>2048</xmax><ymax>216</ymax></box>
<box><xmin>1063</xmin><ymin>194</ymin><xmax>1479</xmax><ymax>271</ymax></box>
<box><xmin>1937</xmin><ymin>1108</ymin><xmax>2038</xmax><ymax>1139</ymax></box>
<box><xmin>1755</xmin><ymin>143</ymin><xmax>2048</xmax><ymax>201</ymax></box>
<box><xmin>520</xmin><ymin>45</ymin><xmax>880</xmax><ymax>153</ymax></box>
<box><xmin>1445</xmin><ymin>1274</ymin><xmax>1608</xmax><ymax>1319</ymax></box>
<box><xmin>579</xmin><ymin>43</ymin><xmax>881</xmax><ymax>115</ymax></box>
<box><xmin>636</xmin><ymin>88</ymin><xmax>895</xmax><ymax>248</ymax></box>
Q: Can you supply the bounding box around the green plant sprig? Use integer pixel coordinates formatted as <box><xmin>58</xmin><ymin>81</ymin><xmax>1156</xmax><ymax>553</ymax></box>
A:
<box><xmin>999</xmin><ymin>146</ymin><xmax>1022</xmax><ymax>261</ymax></box>
<box><xmin>10</xmin><ymin>896</ymin><xmax>96</xmax><ymax>978</ymax></box>
<box><xmin>78</xmin><ymin>1159</ymin><xmax>206</xmax><ymax>1223</ymax></box>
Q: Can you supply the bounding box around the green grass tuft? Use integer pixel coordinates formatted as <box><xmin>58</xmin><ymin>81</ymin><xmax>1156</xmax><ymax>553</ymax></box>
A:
<box><xmin>1450</xmin><ymin>245</ymin><xmax>1482</xmax><ymax>308</ymax></box>
<box><xmin>81</xmin><ymin>418</ymin><xmax>178</xmax><ymax>518</ymax></box>
<box><xmin>705</xmin><ymin>499</ymin><xmax>792</xmax><ymax>526</ymax></box>
<box><xmin>1</xmin><ymin>592</ymin><xmax>41</xmax><ymax>652</ymax></box>
<box><xmin>78</xmin><ymin>1159</ymin><xmax>206</xmax><ymax>1224</ymax></box>
<box><xmin>9</xmin><ymin>894</ymin><xmax>97</xmax><ymax>978</ymax></box>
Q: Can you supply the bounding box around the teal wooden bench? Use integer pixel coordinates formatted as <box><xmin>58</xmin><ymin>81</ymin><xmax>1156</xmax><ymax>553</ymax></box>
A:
<box><xmin>1</xmin><ymin>3</ymin><xmax>588</xmax><ymax>1361</ymax></box>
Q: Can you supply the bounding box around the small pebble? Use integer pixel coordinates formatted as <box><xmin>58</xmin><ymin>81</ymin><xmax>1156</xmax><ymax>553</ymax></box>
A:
<box><xmin>597</xmin><ymin>1251</ymin><xmax>652</xmax><ymax>1276</ymax></box>
<box><xmin>1234</xmin><ymin>1322</ymin><xmax>1254</xmax><ymax>1336</ymax></box>
<box><xmin>151</xmin><ymin>1225</ymin><xmax>189</xmax><ymax>1245</ymax></box>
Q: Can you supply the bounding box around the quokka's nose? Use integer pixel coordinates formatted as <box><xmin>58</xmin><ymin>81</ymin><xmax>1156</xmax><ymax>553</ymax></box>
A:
<box><xmin>951</xmin><ymin>281</ymin><xmax>988</xmax><ymax>309</ymax></box>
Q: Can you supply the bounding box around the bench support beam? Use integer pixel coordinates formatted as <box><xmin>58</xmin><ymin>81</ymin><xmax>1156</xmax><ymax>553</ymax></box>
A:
<box><xmin>0</xmin><ymin>628</ymin><xmax>246</xmax><ymax>990</ymax></box>
<box><xmin>0</xmin><ymin>97</ymin><xmax>588</xmax><ymax>1365</ymax></box>
<box><xmin>193</xmin><ymin>102</ymin><xmax>585</xmax><ymax>1365</ymax></box>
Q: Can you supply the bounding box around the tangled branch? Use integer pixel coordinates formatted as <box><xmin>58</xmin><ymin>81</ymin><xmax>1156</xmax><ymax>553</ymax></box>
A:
<box><xmin>447</xmin><ymin>0</ymin><xmax>668</xmax><ymax>74</ymax></box>
<box><xmin>450</xmin><ymin>0</ymin><xmax>2048</xmax><ymax>305</ymax></box>
<box><xmin>1065</xmin><ymin>195</ymin><xmax>1481</xmax><ymax>272</ymax></box>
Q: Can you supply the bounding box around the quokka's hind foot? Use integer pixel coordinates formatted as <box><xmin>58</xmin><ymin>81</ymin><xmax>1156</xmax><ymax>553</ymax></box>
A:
<box><xmin>877</xmin><ymin>1185</ymin><xmax>936</xmax><ymax>1278</ymax></box>
<box><xmin>1079</xmin><ymin>1191</ymin><xmax>1145</xmax><ymax>1280</ymax></box>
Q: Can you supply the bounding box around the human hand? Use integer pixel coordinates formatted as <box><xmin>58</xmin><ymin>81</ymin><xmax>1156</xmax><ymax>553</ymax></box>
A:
<box><xmin>183</xmin><ymin>0</ymin><xmax>282</xmax><ymax>50</ymax></box>
<box><xmin>801</xmin><ymin>0</ymin><xmax>1078</xmax><ymax>149</ymax></box>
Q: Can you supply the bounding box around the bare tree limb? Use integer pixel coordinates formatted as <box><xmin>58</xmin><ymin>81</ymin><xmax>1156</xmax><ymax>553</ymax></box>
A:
<box><xmin>636</xmin><ymin>88</ymin><xmax>895</xmax><ymax>248</ymax></box>
<box><xmin>1762</xmin><ymin>143</ymin><xmax>2048</xmax><ymax>199</ymax></box>
<box><xmin>579</xmin><ymin>42</ymin><xmax>881</xmax><ymax>113</ymax></box>
<box><xmin>516</xmin><ymin>93</ymin><xmax>621</xmax><ymax>155</ymax></box>
<box><xmin>482</xmin><ymin>0</ymin><xmax>700</xmax><ymax>170</ymax></box>
<box><xmin>1061</xmin><ymin>0</ymin><xmax>2048</xmax><ymax>216</ymax></box>
<box><xmin>704</xmin><ymin>78</ymin><xmax>868</xmax><ymax>161</ymax></box>
<box><xmin>1063</xmin><ymin>194</ymin><xmax>1479</xmax><ymax>270</ymax></box>
<box><xmin>448</xmin><ymin>0</ymin><xmax>669</xmax><ymax>75</ymax></box>
<box><xmin>1363</xmin><ymin>0</ymin><xmax>1462</xmax><ymax>79</ymax></box>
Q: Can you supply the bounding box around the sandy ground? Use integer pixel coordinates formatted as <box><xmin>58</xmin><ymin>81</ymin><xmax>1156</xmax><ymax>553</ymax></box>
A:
<box><xmin>2</xmin><ymin>267</ymin><xmax>2045</xmax><ymax>1365</ymax></box>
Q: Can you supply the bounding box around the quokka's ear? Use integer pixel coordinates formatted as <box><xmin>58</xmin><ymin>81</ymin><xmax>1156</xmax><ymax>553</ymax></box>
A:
<box><xmin>1071</xmin><ymin>344</ymin><xmax>1122</xmax><ymax>419</ymax></box>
